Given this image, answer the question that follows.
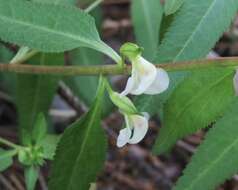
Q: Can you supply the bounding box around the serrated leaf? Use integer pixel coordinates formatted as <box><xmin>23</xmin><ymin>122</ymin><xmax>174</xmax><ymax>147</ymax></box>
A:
<box><xmin>136</xmin><ymin>0</ymin><xmax>238</xmax><ymax>115</ymax></box>
<box><xmin>164</xmin><ymin>0</ymin><xmax>184</xmax><ymax>15</ymax></box>
<box><xmin>153</xmin><ymin>69</ymin><xmax>235</xmax><ymax>154</ymax></box>
<box><xmin>156</xmin><ymin>0</ymin><xmax>238</xmax><ymax>63</ymax></box>
<box><xmin>131</xmin><ymin>0</ymin><xmax>163</xmax><ymax>60</ymax></box>
<box><xmin>40</xmin><ymin>135</ymin><xmax>60</xmax><ymax>160</ymax></box>
<box><xmin>0</xmin><ymin>0</ymin><xmax>119</xmax><ymax>62</ymax></box>
<box><xmin>24</xmin><ymin>166</ymin><xmax>39</xmax><ymax>190</ymax></box>
<box><xmin>174</xmin><ymin>99</ymin><xmax>238</xmax><ymax>190</ymax></box>
<box><xmin>49</xmin><ymin>77</ymin><xmax>107</xmax><ymax>190</ymax></box>
<box><xmin>0</xmin><ymin>148</ymin><xmax>14</xmax><ymax>171</ymax></box>
<box><xmin>17</xmin><ymin>53</ymin><xmax>64</xmax><ymax>144</ymax></box>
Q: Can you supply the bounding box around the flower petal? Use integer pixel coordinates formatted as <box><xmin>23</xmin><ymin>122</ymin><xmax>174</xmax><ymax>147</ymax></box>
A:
<box><xmin>128</xmin><ymin>114</ymin><xmax>149</xmax><ymax>144</ymax></box>
<box><xmin>130</xmin><ymin>57</ymin><xmax>157</xmax><ymax>95</ymax></box>
<box><xmin>144</xmin><ymin>68</ymin><xmax>170</xmax><ymax>95</ymax></box>
<box><xmin>233</xmin><ymin>70</ymin><xmax>238</xmax><ymax>96</ymax></box>
<box><xmin>116</xmin><ymin>127</ymin><xmax>132</xmax><ymax>147</ymax></box>
<box><xmin>120</xmin><ymin>77</ymin><xmax>136</xmax><ymax>96</ymax></box>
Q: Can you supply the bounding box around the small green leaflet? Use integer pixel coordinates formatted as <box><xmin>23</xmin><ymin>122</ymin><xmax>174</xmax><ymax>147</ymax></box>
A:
<box><xmin>131</xmin><ymin>0</ymin><xmax>163</xmax><ymax>60</ymax></box>
<box><xmin>0</xmin><ymin>148</ymin><xmax>15</xmax><ymax>171</ymax></box>
<box><xmin>40</xmin><ymin>135</ymin><xmax>61</xmax><ymax>160</ymax></box>
<box><xmin>0</xmin><ymin>0</ymin><xmax>120</xmax><ymax>62</ymax></box>
<box><xmin>153</xmin><ymin>69</ymin><xmax>235</xmax><ymax>154</ymax></box>
<box><xmin>164</xmin><ymin>0</ymin><xmax>185</xmax><ymax>15</ymax></box>
<box><xmin>25</xmin><ymin>166</ymin><xmax>39</xmax><ymax>190</ymax></box>
<box><xmin>49</xmin><ymin>77</ymin><xmax>107</xmax><ymax>190</ymax></box>
<box><xmin>174</xmin><ymin>99</ymin><xmax>238</xmax><ymax>190</ymax></box>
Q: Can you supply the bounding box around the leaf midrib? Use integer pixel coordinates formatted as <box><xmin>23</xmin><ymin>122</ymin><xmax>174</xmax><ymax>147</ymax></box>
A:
<box><xmin>160</xmin><ymin>71</ymin><xmax>232</xmax><ymax>146</ymax></box>
<box><xmin>0</xmin><ymin>15</ymin><xmax>100</xmax><ymax>47</ymax></box>
<box><xmin>173</xmin><ymin>0</ymin><xmax>217</xmax><ymax>62</ymax></box>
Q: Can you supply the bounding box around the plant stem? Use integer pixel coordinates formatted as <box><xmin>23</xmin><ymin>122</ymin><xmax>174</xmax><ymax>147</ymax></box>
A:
<box><xmin>0</xmin><ymin>57</ymin><xmax>238</xmax><ymax>76</ymax></box>
<box><xmin>0</xmin><ymin>137</ymin><xmax>22</xmax><ymax>149</ymax></box>
<box><xmin>85</xmin><ymin>0</ymin><xmax>104</xmax><ymax>13</ymax></box>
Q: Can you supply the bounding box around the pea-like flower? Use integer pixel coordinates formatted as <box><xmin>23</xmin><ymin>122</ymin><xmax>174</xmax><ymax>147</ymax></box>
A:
<box><xmin>117</xmin><ymin>112</ymin><xmax>149</xmax><ymax>147</ymax></box>
<box><xmin>120</xmin><ymin>42</ymin><xmax>170</xmax><ymax>96</ymax></box>
<box><xmin>106</xmin><ymin>87</ymin><xmax>150</xmax><ymax>147</ymax></box>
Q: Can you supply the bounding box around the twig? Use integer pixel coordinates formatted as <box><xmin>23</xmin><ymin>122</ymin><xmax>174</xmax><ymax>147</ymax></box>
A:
<box><xmin>38</xmin><ymin>171</ymin><xmax>48</xmax><ymax>190</ymax></box>
<box><xmin>0</xmin><ymin>174</ymin><xmax>15</xmax><ymax>190</ymax></box>
<box><xmin>9</xmin><ymin>174</ymin><xmax>24</xmax><ymax>190</ymax></box>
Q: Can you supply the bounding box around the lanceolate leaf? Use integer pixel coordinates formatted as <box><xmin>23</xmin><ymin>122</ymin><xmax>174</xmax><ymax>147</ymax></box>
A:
<box><xmin>0</xmin><ymin>0</ymin><xmax>120</xmax><ymax>62</ymax></box>
<box><xmin>17</xmin><ymin>53</ymin><xmax>64</xmax><ymax>144</ymax></box>
<box><xmin>156</xmin><ymin>0</ymin><xmax>238</xmax><ymax>63</ymax></box>
<box><xmin>153</xmin><ymin>69</ymin><xmax>235</xmax><ymax>154</ymax></box>
<box><xmin>49</xmin><ymin>77</ymin><xmax>107</xmax><ymax>190</ymax></box>
<box><xmin>131</xmin><ymin>0</ymin><xmax>163</xmax><ymax>60</ymax></box>
<box><xmin>174</xmin><ymin>100</ymin><xmax>238</xmax><ymax>190</ymax></box>
<box><xmin>164</xmin><ymin>0</ymin><xmax>185</xmax><ymax>15</ymax></box>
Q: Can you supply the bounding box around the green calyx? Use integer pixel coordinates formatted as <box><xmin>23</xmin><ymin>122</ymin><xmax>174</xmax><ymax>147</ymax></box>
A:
<box><xmin>105</xmin><ymin>81</ymin><xmax>138</xmax><ymax>115</ymax></box>
<box><xmin>120</xmin><ymin>42</ymin><xmax>143</xmax><ymax>61</ymax></box>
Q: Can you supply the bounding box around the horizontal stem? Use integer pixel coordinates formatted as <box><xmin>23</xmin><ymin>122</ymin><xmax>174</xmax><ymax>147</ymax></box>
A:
<box><xmin>0</xmin><ymin>57</ymin><xmax>238</xmax><ymax>76</ymax></box>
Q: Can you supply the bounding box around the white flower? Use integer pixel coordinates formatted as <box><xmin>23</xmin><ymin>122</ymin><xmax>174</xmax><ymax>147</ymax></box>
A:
<box><xmin>117</xmin><ymin>112</ymin><xmax>149</xmax><ymax>147</ymax></box>
<box><xmin>121</xmin><ymin>56</ymin><xmax>170</xmax><ymax>96</ymax></box>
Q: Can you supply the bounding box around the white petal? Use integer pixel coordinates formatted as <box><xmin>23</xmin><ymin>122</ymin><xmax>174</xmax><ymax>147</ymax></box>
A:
<box><xmin>128</xmin><ymin>114</ymin><xmax>149</xmax><ymax>144</ymax></box>
<box><xmin>120</xmin><ymin>77</ymin><xmax>136</xmax><ymax>96</ymax></box>
<box><xmin>130</xmin><ymin>57</ymin><xmax>157</xmax><ymax>95</ymax></box>
<box><xmin>116</xmin><ymin>127</ymin><xmax>132</xmax><ymax>147</ymax></box>
<box><xmin>144</xmin><ymin>68</ymin><xmax>170</xmax><ymax>95</ymax></box>
<box><xmin>233</xmin><ymin>70</ymin><xmax>238</xmax><ymax>96</ymax></box>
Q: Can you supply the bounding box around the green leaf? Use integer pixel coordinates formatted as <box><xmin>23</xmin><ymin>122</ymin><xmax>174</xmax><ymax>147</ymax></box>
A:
<box><xmin>32</xmin><ymin>113</ymin><xmax>47</xmax><ymax>144</ymax></box>
<box><xmin>0</xmin><ymin>0</ymin><xmax>120</xmax><ymax>62</ymax></box>
<box><xmin>0</xmin><ymin>148</ymin><xmax>14</xmax><ymax>171</ymax></box>
<box><xmin>153</xmin><ymin>69</ymin><xmax>235</xmax><ymax>154</ymax></box>
<box><xmin>164</xmin><ymin>0</ymin><xmax>184</xmax><ymax>15</ymax></box>
<box><xmin>0</xmin><ymin>44</ymin><xmax>16</xmax><ymax>95</ymax></box>
<box><xmin>49</xmin><ymin>77</ymin><xmax>107</xmax><ymax>190</ymax></box>
<box><xmin>136</xmin><ymin>0</ymin><xmax>238</xmax><ymax>115</ymax></box>
<box><xmin>40</xmin><ymin>135</ymin><xmax>60</xmax><ymax>160</ymax></box>
<box><xmin>131</xmin><ymin>0</ymin><xmax>163</xmax><ymax>60</ymax></box>
<box><xmin>156</xmin><ymin>0</ymin><xmax>238</xmax><ymax>63</ymax></box>
<box><xmin>174</xmin><ymin>99</ymin><xmax>238</xmax><ymax>190</ymax></box>
<box><xmin>24</xmin><ymin>166</ymin><xmax>39</xmax><ymax>190</ymax></box>
<box><xmin>16</xmin><ymin>53</ymin><xmax>64</xmax><ymax>144</ymax></box>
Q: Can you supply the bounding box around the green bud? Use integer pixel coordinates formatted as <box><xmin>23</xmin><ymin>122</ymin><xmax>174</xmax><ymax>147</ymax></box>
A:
<box><xmin>120</xmin><ymin>42</ymin><xmax>143</xmax><ymax>61</ymax></box>
<box><xmin>109</xmin><ymin>90</ymin><xmax>138</xmax><ymax>115</ymax></box>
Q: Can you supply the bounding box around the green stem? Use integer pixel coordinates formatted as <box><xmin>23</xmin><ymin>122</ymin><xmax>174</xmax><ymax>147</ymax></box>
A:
<box><xmin>85</xmin><ymin>0</ymin><xmax>104</xmax><ymax>13</ymax></box>
<box><xmin>0</xmin><ymin>57</ymin><xmax>238</xmax><ymax>76</ymax></box>
<box><xmin>0</xmin><ymin>137</ymin><xmax>22</xmax><ymax>149</ymax></box>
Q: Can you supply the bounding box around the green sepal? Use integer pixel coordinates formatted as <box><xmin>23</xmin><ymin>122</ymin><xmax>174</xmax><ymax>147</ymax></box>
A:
<box><xmin>120</xmin><ymin>42</ymin><xmax>143</xmax><ymax>61</ymax></box>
